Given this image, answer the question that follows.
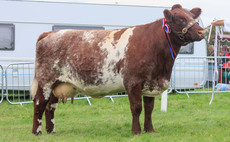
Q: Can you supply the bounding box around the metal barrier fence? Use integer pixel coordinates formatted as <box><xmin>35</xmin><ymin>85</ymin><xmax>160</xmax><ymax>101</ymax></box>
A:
<box><xmin>171</xmin><ymin>56</ymin><xmax>230</xmax><ymax>97</ymax></box>
<box><xmin>5</xmin><ymin>63</ymin><xmax>34</xmax><ymax>105</ymax></box>
<box><xmin>0</xmin><ymin>65</ymin><xmax>3</xmax><ymax>104</ymax></box>
<box><xmin>3</xmin><ymin>56</ymin><xmax>230</xmax><ymax>105</ymax></box>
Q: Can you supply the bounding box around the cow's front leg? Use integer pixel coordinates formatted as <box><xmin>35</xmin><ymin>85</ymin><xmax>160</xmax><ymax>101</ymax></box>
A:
<box><xmin>143</xmin><ymin>96</ymin><xmax>155</xmax><ymax>132</ymax></box>
<box><xmin>32</xmin><ymin>86</ymin><xmax>48</xmax><ymax>135</ymax></box>
<box><xmin>45</xmin><ymin>93</ymin><xmax>58</xmax><ymax>134</ymax></box>
<box><xmin>127</xmin><ymin>83</ymin><xmax>143</xmax><ymax>134</ymax></box>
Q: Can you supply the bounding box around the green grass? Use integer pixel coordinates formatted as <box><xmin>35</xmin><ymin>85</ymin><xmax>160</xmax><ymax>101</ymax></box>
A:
<box><xmin>0</xmin><ymin>93</ymin><xmax>230</xmax><ymax>142</ymax></box>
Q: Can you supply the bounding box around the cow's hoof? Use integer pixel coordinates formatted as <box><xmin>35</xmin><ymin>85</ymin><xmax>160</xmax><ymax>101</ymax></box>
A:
<box><xmin>144</xmin><ymin>128</ymin><xmax>155</xmax><ymax>133</ymax></box>
<box><xmin>132</xmin><ymin>130</ymin><xmax>142</xmax><ymax>135</ymax></box>
<box><xmin>144</xmin><ymin>126</ymin><xmax>155</xmax><ymax>133</ymax></box>
<box><xmin>47</xmin><ymin>130</ymin><xmax>56</xmax><ymax>134</ymax></box>
<box><xmin>32</xmin><ymin>131</ymin><xmax>42</xmax><ymax>136</ymax></box>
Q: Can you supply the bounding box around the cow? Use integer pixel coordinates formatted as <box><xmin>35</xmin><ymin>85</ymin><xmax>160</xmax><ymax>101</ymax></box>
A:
<box><xmin>31</xmin><ymin>4</ymin><xmax>205</xmax><ymax>135</ymax></box>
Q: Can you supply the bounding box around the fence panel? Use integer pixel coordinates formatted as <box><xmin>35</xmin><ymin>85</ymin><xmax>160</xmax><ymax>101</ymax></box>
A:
<box><xmin>5</xmin><ymin>63</ymin><xmax>34</xmax><ymax>105</ymax></box>
<box><xmin>171</xmin><ymin>56</ymin><xmax>230</xmax><ymax>96</ymax></box>
<box><xmin>0</xmin><ymin>65</ymin><xmax>3</xmax><ymax>103</ymax></box>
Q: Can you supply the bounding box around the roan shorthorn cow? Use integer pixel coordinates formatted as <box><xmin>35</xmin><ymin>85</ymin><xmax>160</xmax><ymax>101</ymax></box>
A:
<box><xmin>31</xmin><ymin>4</ymin><xmax>205</xmax><ymax>135</ymax></box>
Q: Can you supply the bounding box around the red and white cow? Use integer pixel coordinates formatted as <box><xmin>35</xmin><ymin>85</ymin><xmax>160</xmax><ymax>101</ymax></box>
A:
<box><xmin>31</xmin><ymin>4</ymin><xmax>205</xmax><ymax>135</ymax></box>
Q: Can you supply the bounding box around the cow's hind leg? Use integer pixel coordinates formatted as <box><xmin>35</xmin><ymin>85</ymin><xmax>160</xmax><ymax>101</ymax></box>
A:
<box><xmin>143</xmin><ymin>96</ymin><xmax>155</xmax><ymax>132</ymax></box>
<box><xmin>45</xmin><ymin>92</ymin><xmax>58</xmax><ymax>134</ymax></box>
<box><xmin>127</xmin><ymin>83</ymin><xmax>143</xmax><ymax>134</ymax></box>
<box><xmin>32</xmin><ymin>86</ymin><xmax>48</xmax><ymax>135</ymax></box>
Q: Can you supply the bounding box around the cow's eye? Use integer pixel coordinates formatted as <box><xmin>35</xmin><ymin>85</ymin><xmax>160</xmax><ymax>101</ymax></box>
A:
<box><xmin>179</xmin><ymin>18</ymin><xmax>185</xmax><ymax>23</ymax></box>
<box><xmin>179</xmin><ymin>18</ymin><xmax>186</xmax><ymax>25</ymax></box>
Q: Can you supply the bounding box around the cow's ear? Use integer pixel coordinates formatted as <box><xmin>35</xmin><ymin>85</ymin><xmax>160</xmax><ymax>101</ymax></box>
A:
<box><xmin>190</xmin><ymin>8</ymin><xmax>201</xmax><ymax>19</ymax></box>
<box><xmin>172</xmin><ymin>4</ymin><xmax>182</xmax><ymax>10</ymax></box>
<box><xmin>164</xmin><ymin>9</ymin><xmax>173</xmax><ymax>22</ymax></box>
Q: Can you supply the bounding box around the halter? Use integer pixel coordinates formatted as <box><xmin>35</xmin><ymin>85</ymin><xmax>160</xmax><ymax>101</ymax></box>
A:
<box><xmin>162</xmin><ymin>18</ymin><xmax>198</xmax><ymax>60</ymax></box>
<box><xmin>175</xmin><ymin>20</ymin><xmax>197</xmax><ymax>43</ymax></box>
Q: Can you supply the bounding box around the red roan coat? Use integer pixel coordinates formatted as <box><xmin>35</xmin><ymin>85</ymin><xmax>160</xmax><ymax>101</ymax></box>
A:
<box><xmin>32</xmin><ymin>4</ymin><xmax>205</xmax><ymax>135</ymax></box>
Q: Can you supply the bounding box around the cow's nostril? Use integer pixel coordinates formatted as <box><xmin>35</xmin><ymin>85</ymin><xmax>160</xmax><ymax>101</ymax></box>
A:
<box><xmin>197</xmin><ymin>30</ymin><xmax>205</xmax><ymax>36</ymax></box>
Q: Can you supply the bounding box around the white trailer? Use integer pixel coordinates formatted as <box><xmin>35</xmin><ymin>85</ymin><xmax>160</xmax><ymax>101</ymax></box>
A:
<box><xmin>0</xmin><ymin>0</ymin><xmax>207</xmax><ymax>90</ymax></box>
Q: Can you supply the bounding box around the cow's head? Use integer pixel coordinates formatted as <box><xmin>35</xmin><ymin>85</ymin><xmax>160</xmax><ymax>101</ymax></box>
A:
<box><xmin>164</xmin><ymin>4</ymin><xmax>205</xmax><ymax>44</ymax></box>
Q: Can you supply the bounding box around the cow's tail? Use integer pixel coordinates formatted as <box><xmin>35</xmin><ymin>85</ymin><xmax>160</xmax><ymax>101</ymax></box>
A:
<box><xmin>31</xmin><ymin>79</ymin><xmax>38</xmax><ymax>100</ymax></box>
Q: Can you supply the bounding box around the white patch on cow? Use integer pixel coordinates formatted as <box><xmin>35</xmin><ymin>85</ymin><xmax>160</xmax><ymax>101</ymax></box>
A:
<box><xmin>58</xmin><ymin>29</ymin><xmax>71</xmax><ymax>35</ymax></box>
<box><xmin>98</xmin><ymin>27</ymin><xmax>136</xmax><ymax>84</ymax></box>
<box><xmin>82</xmin><ymin>31</ymin><xmax>94</xmax><ymax>45</ymax></box>
<box><xmin>142</xmin><ymin>80</ymin><xmax>170</xmax><ymax>97</ymax></box>
<box><xmin>57</xmin><ymin>63</ymin><xmax>88</xmax><ymax>95</ymax></box>
<box><xmin>43</xmin><ymin>82</ymin><xmax>53</xmax><ymax>100</ymax></box>
<box><xmin>163</xmin><ymin>80</ymin><xmax>170</xmax><ymax>88</ymax></box>
<box><xmin>37</xmin><ymin>119</ymin><xmax>42</xmax><ymax>124</ymax></box>
<box><xmin>50</xmin><ymin>119</ymin><xmax>55</xmax><ymax>132</ymax></box>
<box><xmin>36</xmin><ymin>100</ymin><xmax>39</xmax><ymax>106</ymax></box>
<box><xmin>36</xmin><ymin>119</ymin><xmax>42</xmax><ymax>133</ymax></box>
<box><xmin>58</xmin><ymin>64</ymin><xmax>77</xmax><ymax>83</ymax></box>
<box><xmin>53</xmin><ymin>59</ymin><xmax>60</xmax><ymax>69</ymax></box>
<box><xmin>50</xmin><ymin>103</ymin><xmax>58</xmax><ymax>109</ymax></box>
<box><xmin>50</xmin><ymin>119</ymin><xmax>54</xmax><ymax>124</ymax></box>
<box><xmin>36</xmin><ymin>125</ymin><xmax>42</xmax><ymax>133</ymax></box>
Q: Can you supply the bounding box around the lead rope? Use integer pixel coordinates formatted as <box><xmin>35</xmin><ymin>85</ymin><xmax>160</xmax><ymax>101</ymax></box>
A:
<box><xmin>209</xmin><ymin>24</ymin><xmax>223</xmax><ymax>104</ymax></box>
<box><xmin>162</xmin><ymin>18</ymin><xmax>177</xmax><ymax>60</ymax></box>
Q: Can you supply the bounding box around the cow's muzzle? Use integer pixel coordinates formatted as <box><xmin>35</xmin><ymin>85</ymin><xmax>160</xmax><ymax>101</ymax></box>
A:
<box><xmin>197</xmin><ymin>29</ymin><xmax>206</xmax><ymax>39</ymax></box>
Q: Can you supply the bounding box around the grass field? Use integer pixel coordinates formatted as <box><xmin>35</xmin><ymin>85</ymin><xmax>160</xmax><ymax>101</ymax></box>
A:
<box><xmin>0</xmin><ymin>93</ymin><xmax>230</xmax><ymax>142</ymax></box>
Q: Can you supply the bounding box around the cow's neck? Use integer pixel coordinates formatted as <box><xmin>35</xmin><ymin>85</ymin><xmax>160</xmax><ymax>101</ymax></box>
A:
<box><xmin>143</xmin><ymin>19</ymin><xmax>182</xmax><ymax>79</ymax></box>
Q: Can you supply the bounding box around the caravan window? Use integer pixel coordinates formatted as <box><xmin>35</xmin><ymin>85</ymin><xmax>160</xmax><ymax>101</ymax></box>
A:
<box><xmin>0</xmin><ymin>24</ymin><xmax>15</xmax><ymax>50</ymax></box>
<box><xmin>52</xmin><ymin>25</ymin><xmax>105</xmax><ymax>31</ymax></box>
<box><xmin>179</xmin><ymin>43</ymin><xmax>194</xmax><ymax>54</ymax></box>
